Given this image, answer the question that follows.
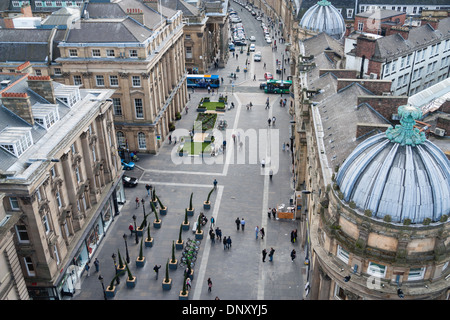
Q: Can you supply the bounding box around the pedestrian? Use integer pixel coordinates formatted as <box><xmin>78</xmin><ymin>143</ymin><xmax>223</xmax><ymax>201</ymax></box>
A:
<box><xmin>207</xmin><ymin>278</ymin><xmax>212</xmax><ymax>292</ymax></box>
<box><xmin>145</xmin><ymin>184</ymin><xmax>152</xmax><ymax>196</ymax></box>
<box><xmin>282</xmin><ymin>142</ymin><xmax>286</xmax><ymax>151</ymax></box>
<box><xmin>135</xmin><ymin>197</ymin><xmax>140</xmax><ymax>208</ymax></box>
<box><xmin>221</xmin><ymin>77</ymin><xmax>224</xmax><ymax>84</ymax></box>
<box><xmin>185</xmin><ymin>106</ymin><xmax>189</xmax><ymax>114</ymax></box>
<box><xmin>213</xmin><ymin>179</ymin><xmax>218</xmax><ymax>190</ymax></box>
<box><xmin>208</xmin><ymin>85</ymin><xmax>211</xmax><ymax>94</ymax></box>
<box><xmin>168</xmin><ymin>135</ymin><xmax>172</xmax><ymax>144</ymax></box>
<box><xmin>262</xmin><ymin>249</ymin><xmax>267</xmax><ymax>262</ymax></box>
<box><xmin>212</xmin><ymin>88</ymin><xmax>215</xmax><ymax>95</ymax></box>
<box><xmin>260</xmin><ymin>227</ymin><xmax>265</xmax><ymax>240</ymax></box>
<box><xmin>255</xmin><ymin>226</ymin><xmax>259</xmax><ymax>239</ymax></box>
<box><xmin>236</xmin><ymin>53</ymin><xmax>239</xmax><ymax>60</ymax></box>
<box><xmin>241</xmin><ymin>218</ymin><xmax>246</xmax><ymax>231</ymax></box>
<box><xmin>265</xmin><ymin>97</ymin><xmax>270</xmax><ymax>109</ymax></box>
<box><xmin>235</xmin><ymin>217</ymin><xmax>240</xmax><ymax>230</ymax></box>
<box><xmin>263</xmin><ymin>62</ymin><xmax>266</xmax><ymax>69</ymax></box>
<box><xmin>186</xmin><ymin>277</ymin><xmax>191</xmax><ymax>290</ymax></box>
<box><xmin>272</xmin><ymin>208</ymin><xmax>276</xmax><ymax>219</ymax></box>
<box><xmin>272</xmin><ymin>116</ymin><xmax>276</xmax><ymax>126</ymax></box>
<box><xmin>153</xmin><ymin>264</ymin><xmax>161</xmax><ymax>279</ymax></box>
<box><xmin>293</xmin><ymin>229</ymin><xmax>298</xmax><ymax>243</ymax></box>
<box><xmin>209</xmin><ymin>228</ymin><xmax>215</xmax><ymax>243</ymax></box>
<box><xmin>223</xmin><ymin>236</ymin><xmax>227</xmax><ymax>250</ymax></box>
<box><xmin>291</xmin><ymin>230</ymin><xmax>295</xmax><ymax>243</ymax></box>
<box><xmin>129</xmin><ymin>223</ymin><xmax>134</xmax><ymax>235</ymax></box>
<box><xmin>268</xmin><ymin>118</ymin><xmax>271</xmax><ymax>126</ymax></box>
<box><xmin>269</xmin><ymin>168</ymin><xmax>273</xmax><ymax>180</ymax></box>
<box><xmin>269</xmin><ymin>248</ymin><xmax>275</xmax><ymax>262</ymax></box>
<box><xmin>210</xmin><ymin>216</ymin><xmax>215</xmax><ymax>227</ymax></box>
<box><xmin>94</xmin><ymin>258</ymin><xmax>100</xmax><ymax>273</ymax></box>
<box><xmin>253</xmin><ymin>74</ymin><xmax>256</xmax><ymax>81</ymax></box>
<box><xmin>291</xmin><ymin>249</ymin><xmax>297</xmax><ymax>262</ymax></box>
<box><xmin>268</xmin><ymin>208</ymin><xmax>272</xmax><ymax>219</ymax></box>
<box><xmin>85</xmin><ymin>262</ymin><xmax>90</xmax><ymax>277</ymax></box>
<box><xmin>173</xmin><ymin>136</ymin><xmax>177</xmax><ymax>144</ymax></box>
<box><xmin>226</xmin><ymin>236</ymin><xmax>232</xmax><ymax>249</ymax></box>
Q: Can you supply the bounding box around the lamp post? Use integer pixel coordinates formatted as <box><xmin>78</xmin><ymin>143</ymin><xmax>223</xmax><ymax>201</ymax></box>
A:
<box><xmin>98</xmin><ymin>275</ymin><xmax>107</xmax><ymax>300</ymax></box>
<box><xmin>141</xmin><ymin>198</ymin><xmax>146</xmax><ymax>227</ymax></box>
<box><xmin>123</xmin><ymin>233</ymin><xmax>130</xmax><ymax>264</ymax></box>
<box><xmin>132</xmin><ymin>214</ymin><xmax>138</xmax><ymax>244</ymax></box>
<box><xmin>112</xmin><ymin>253</ymin><xmax>120</xmax><ymax>285</ymax></box>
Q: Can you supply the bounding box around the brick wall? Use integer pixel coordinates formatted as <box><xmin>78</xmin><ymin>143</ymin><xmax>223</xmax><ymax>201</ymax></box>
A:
<box><xmin>319</xmin><ymin>69</ymin><xmax>358</xmax><ymax>79</ymax></box>
<box><xmin>1</xmin><ymin>92</ymin><xmax>34</xmax><ymax>125</ymax></box>
<box><xmin>436</xmin><ymin>115</ymin><xmax>450</xmax><ymax>135</ymax></box>
<box><xmin>355</xmin><ymin>35</ymin><xmax>377</xmax><ymax>59</ymax></box>
<box><xmin>441</xmin><ymin>99</ymin><xmax>450</xmax><ymax>114</ymax></box>
<box><xmin>357</xmin><ymin>96</ymin><xmax>408</xmax><ymax>121</ymax></box>
<box><xmin>356</xmin><ymin>123</ymin><xmax>391</xmax><ymax>138</ymax></box>
<box><xmin>27</xmin><ymin>76</ymin><xmax>55</xmax><ymax>104</ymax></box>
<box><xmin>337</xmin><ymin>79</ymin><xmax>392</xmax><ymax>95</ymax></box>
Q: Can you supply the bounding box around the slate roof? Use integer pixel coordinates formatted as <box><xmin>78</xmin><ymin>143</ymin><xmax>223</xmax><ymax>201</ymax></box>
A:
<box><xmin>65</xmin><ymin>17</ymin><xmax>152</xmax><ymax>43</ymax></box>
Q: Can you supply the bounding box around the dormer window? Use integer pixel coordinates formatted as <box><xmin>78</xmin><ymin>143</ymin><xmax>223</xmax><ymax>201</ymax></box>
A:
<box><xmin>33</xmin><ymin>103</ymin><xmax>60</xmax><ymax>130</ymax></box>
<box><xmin>0</xmin><ymin>127</ymin><xmax>33</xmax><ymax>158</ymax></box>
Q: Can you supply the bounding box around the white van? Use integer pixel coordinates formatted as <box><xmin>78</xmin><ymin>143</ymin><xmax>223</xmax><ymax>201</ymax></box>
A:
<box><xmin>254</xmin><ymin>51</ymin><xmax>262</xmax><ymax>61</ymax></box>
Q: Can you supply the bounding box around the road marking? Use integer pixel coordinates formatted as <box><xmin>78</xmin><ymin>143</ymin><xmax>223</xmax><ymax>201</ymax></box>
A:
<box><xmin>192</xmin><ymin>185</ymin><xmax>224</xmax><ymax>300</ymax></box>
<box><xmin>138</xmin><ymin>168</ymin><xmax>225</xmax><ymax>176</ymax></box>
<box><xmin>138</xmin><ymin>180</ymin><xmax>213</xmax><ymax>189</ymax></box>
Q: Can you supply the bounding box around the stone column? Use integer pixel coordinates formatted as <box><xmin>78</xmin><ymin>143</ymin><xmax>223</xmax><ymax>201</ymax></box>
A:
<box><xmin>60</xmin><ymin>153</ymin><xmax>82</xmax><ymax>231</ymax></box>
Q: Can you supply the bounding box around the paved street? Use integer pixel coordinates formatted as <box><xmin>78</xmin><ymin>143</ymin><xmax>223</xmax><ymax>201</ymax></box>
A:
<box><xmin>72</xmin><ymin>8</ymin><xmax>305</xmax><ymax>301</ymax></box>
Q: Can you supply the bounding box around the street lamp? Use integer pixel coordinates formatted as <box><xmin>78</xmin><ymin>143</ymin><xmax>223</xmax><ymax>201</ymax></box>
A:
<box><xmin>123</xmin><ymin>233</ymin><xmax>130</xmax><ymax>264</ymax></box>
<box><xmin>98</xmin><ymin>274</ymin><xmax>107</xmax><ymax>300</ymax></box>
<box><xmin>141</xmin><ymin>198</ymin><xmax>146</xmax><ymax>226</ymax></box>
<box><xmin>132</xmin><ymin>214</ymin><xmax>138</xmax><ymax>244</ymax></box>
<box><xmin>112</xmin><ymin>253</ymin><xmax>120</xmax><ymax>285</ymax></box>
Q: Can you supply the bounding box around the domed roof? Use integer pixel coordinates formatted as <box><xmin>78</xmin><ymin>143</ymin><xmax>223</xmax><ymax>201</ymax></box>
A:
<box><xmin>336</xmin><ymin>105</ymin><xmax>450</xmax><ymax>224</ymax></box>
<box><xmin>299</xmin><ymin>0</ymin><xmax>346</xmax><ymax>39</ymax></box>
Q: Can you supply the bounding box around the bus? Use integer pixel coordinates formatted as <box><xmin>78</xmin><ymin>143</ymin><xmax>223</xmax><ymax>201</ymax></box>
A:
<box><xmin>186</xmin><ymin>75</ymin><xmax>220</xmax><ymax>88</ymax></box>
<box><xmin>264</xmin><ymin>79</ymin><xmax>292</xmax><ymax>94</ymax></box>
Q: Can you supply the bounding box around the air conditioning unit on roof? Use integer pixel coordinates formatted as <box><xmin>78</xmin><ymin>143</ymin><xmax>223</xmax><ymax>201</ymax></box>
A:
<box><xmin>434</xmin><ymin>127</ymin><xmax>445</xmax><ymax>137</ymax></box>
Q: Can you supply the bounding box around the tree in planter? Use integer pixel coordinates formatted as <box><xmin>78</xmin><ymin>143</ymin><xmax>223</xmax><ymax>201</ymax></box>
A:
<box><xmin>145</xmin><ymin>222</ymin><xmax>153</xmax><ymax>247</ymax></box>
<box><xmin>182</xmin><ymin>209</ymin><xmax>190</xmax><ymax>231</ymax></box>
<box><xmin>204</xmin><ymin>188</ymin><xmax>214</xmax><ymax>209</ymax></box>
<box><xmin>117</xmin><ymin>249</ymin><xmax>126</xmax><ymax>275</ymax></box>
<box><xmin>176</xmin><ymin>224</ymin><xmax>184</xmax><ymax>249</ymax></box>
<box><xmin>108</xmin><ymin>274</ymin><xmax>120</xmax><ymax>291</ymax></box>
<box><xmin>169</xmin><ymin>240</ymin><xmax>178</xmax><ymax>269</ymax></box>
<box><xmin>136</xmin><ymin>237</ymin><xmax>145</xmax><ymax>267</ymax></box>
<box><xmin>195</xmin><ymin>214</ymin><xmax>203</xmax><ymax>239</ymax></box>
<box><xmin>156</xmin><ymin>195</ymin><xmax>167</xmax><ymax>215</ymax></box>
<box><xmin>124</xmin><ymin>260</ymin><xmax>136</xmax><ymax>287</ymax></box>
<box><xmin>151</xmin><ymin>201</ymin><xmax>161</xmax><ymax>228</ymax></box>
<box><xmin>162</xmin><ymin>259</ymin><xmax>172</xmax><ymax>290</ymax></box>
<box><xmin>151</xmin><ymin>188</ymin><xmax>157</xmax><ymax>206</ymax></box>
<box><xmin>180</xmin><ymin>273</ymin><xmax>189</xmax><ymax>299</ymax></box>
<box><xmin>186</xmin><ymin>192</ymin><xmax>194</xmax><ymax>216</ymax></box>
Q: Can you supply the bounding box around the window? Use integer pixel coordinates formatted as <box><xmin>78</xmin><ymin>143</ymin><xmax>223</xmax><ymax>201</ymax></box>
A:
<box><xmin>443</xmin><ymin>262</ymin><xmax>449</xmax><ymax>272</ymax></box>
<box><xmin>36</xmin><ymin>189</ymin><xmax>42</xmax><ymax>202</ymax></box>
<box><xmin>54</xmin><ymin>68</ymin><xmax>61</xmax><ymax>76</ymax></box>
<box><xmin>384</xmin><ymin>62</ymin><xmax>391</xmax><ymax>75</ymax></box>
<box><xmin>43</xmin><ymin>215</ymin><xmax>50</xmax><ymax>234</ymax></box>
<box><xmin>408</xmin><ymin>267</ymin><xmax>425</xmax><ymax>281</ymax></box>
<box><xmin>117</xmin><ymin>131</ymin><xmax>126</xmax><ymax>148</ymax></box>
<box><xmin>337</xmin><ymin>245</ymin><xmax>350</xmax><ymax>264</ymax></box>
<box><xmin>132</xmin><ymin>76</ymin><xmax>141</xmax><ymax>87</ymax></box>
<box><xmin>391</xmin><ymin>60</ymin><xmax>397</xmax><ymax>73</ymax></box>
<box><xmin>35</xmin><ymin>69</ymin><xmax>42</xmax><ymax>76</ymax></box>
<box><xmin>185</xmin><ymin>34</ymin><xmax>191</xmax><ymax>40</ymax></box>
<box><xmin>9</xmin><ymin>197</ymin><xmax>20</xmax><ymax>210</ymax></box>
<box><xmin>186</xmin><ymin>47</ymin><xmax>193</xmax><ymax>59</ymax></box>
<box><xmin>400</xmin><ymin>56</ymin><xmax>405</xmax><ymax>69</ymax></box>
<box><xmin>51</xmin><ymin>167</ymin><xmax>56</xmax><ymax>178</ymax></box>
<box><xmin>53</xmin><ymin>245</ymin><xmax>60</xmax><ymax>265</ymax></box>
<box><xmin>367</xmin><ymin>262</ymin><xmax>386</xmax><ymax>278</ymax></box>
<box><xmin>75</xmin><ymin>167</ymin><xmax>81</xmax><ymax>182</ymax></box>
<box><xmin>92</xmin><ymin>145</ymin><xmax>96</xmax><ymax>162</ymax></box>
<box><xmin>96</xmin><ymin>75</ymin><xmax>105</xmax><ymax>86</ymax></box>
<box><xmin>69</xmin><ymin>49</ymin><xmax>78</xmax><ymax>57</ymax></box>
<box><xmin>73</xmin><ymin>75</ymin><xmax>82</xmax><ymax>85</ymax></box>
<box><xmin>109</xmin><ymin>75</ymin><xmax>119</xmax><ymax>86</ymax></box>
<box><xmin>334</xmin><ymin>284</ymin><xmax>346</xmax><ymax>300</ymax></box>
<box><xmin>397</xmin><ymin>76</ymin><xmax>403</xmax><ymax>88</ymax></box>
<box><xmin>138</xmin><ymin>132</ymin><xmax>146</xmax><ymax>149</ymax></box>
<box><xmin>92</xmin><ymin>49</ymin><xmax>101</xmax><ymax>57</ymax></box>
<box><xmin>71</xmin><ymin>143</ymin><xmax>76</xmax><ymax>154</ymax></box>
<box><xmin>16</xmin><ymin>225</ymin><xmax>30</xmax><ymax>243</ymax></box>
<box><xmin>129</xmin><ymin>49</ymin><xmax>138</xmax><ymax>58</ymax></box>
<box><xmin>112</xmin><ymin>98</ymin><xmax>122</xmax><ymax>116</ymax></box>
<box><xmin>106</xmin><ymin>49</ymin><xmax>115</xmax><ymax>57</ymax></box>
<box><xmin>346</xmin><ymin>9</ymin><xmax>353</xmax><ymax>18</ymax></box>
<box><xmin>134</xmin><ymin>99</ymin><xmax>144</xmax><ymax>118</ymax></box>
<box><xmin>24</xmin><ymin>257</ymin><xmax>35</xmax><ymax>276</ymax></box>
<box><xmin>56</xmin><ymin>191</ymin><xmax>62</xmax><ymax>208</ymax></box>
<box><xmin>358</xmin><ymin>22</ymin><xmax>364</xmax><ymax>31</ymax></box>
<box><xmin>406</xmin><ymin>54</ymin><xmax>412</xmax><ymax>67</ymax></box>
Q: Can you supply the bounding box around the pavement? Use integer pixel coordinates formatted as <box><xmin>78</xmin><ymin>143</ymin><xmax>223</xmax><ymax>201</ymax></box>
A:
<box><xmin>71</xmin><ymin>13</ymin><xmax>306</xmax><ymax>302</ymax></box>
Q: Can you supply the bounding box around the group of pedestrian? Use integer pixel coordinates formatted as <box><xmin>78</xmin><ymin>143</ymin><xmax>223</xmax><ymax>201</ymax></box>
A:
<box><xmin>261</xmin><ymin>248</ymin><xmax>275</xmax><ymax>262</ymax></box>
<box><xmin>290</xmin><ymin>229</ymin><xmax>298</xmax><ymax>243</ymax></box>
<box><xmin>268</xmin><ymin>116</ymin><xmax>276</xmax><ymax>126</ymax></box>
<box><xmin>255</xmin><ymin>226</ymin><xmax>265</xmax><ymax>240</ymax></box>
<box><xmin>279</xmin><ymin>98</ymin><xmax>287</xmax><ymax>107</ymax></box>
<box><xmin>267</xmin><ymin>207</ymin><xmax>277</xmax><ymax>219</ymax></box>
<box><xmin>222</xmin><ymin>236</ymin><xmax>232</xmax><ymax>250</ymax></box>
<box><xmin>235</xmin><ymin>217</ymin><xmax>246</xmax><ymax>231</ymax></box>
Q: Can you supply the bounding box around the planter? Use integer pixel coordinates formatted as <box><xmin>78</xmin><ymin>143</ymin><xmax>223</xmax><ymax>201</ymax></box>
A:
<box><xmin>169</xmin><ymin>259</ymin><xmax>178</xmax><ymax>270</ymax></box>
<box><xmin>179</xmin><ymin>290</ymin><xmax>189</xmax><ymax>300</ymax></box>
<box><xmin>195</xmin><ymin>230</ymin><xmax>204</xmax><ymax>240</ymax></box>
<box><xmin>105</xmin><ymin>286</ymin><xmax>116</xmax><ymax>298</ymax></box>
<box><xmin>144</xmin><ymin>238</ymin><xmax>153</xmax><ymax>248</ymax></box>
<box><xmin>159</xmin><ymin>206</ymin><xmax>168</xmax><ymax>216</ymax></box>
<box><xmin>203</xmin><ymin>201</ymin><xmax>211</xmax><ymax>210</ymax></box>
<box><xmin>153</xmin><ymin>219</ymin><xmax>162</xmax><ymax>229</ymax></box>
<box><xmin>136</xmin><ymin>256</ymin><xmax>146</xmax><ymax>268</ymax></box>
<box><xmin>126</xmin><ymin>276</ymin><xmax>137</xmax><ymax>288</ymax></box>
<box><xmin>117</xmin><ymin>265</ymin><xmax>126</xmax><ymax>276</ymax></box>
<box><xmin>176</xmin><ymin>240</ymin><xmax>184</xmax><ymax>250</ymax></box>
<box><xmin>162</xmin><ymin>278</ymin><xmax>172</xmax><ymax>291</ymax></box>
<box><xmin>136</xmin><ymin>227</ymin><xmax>144</xmax><ymax>237</ymax></box>
<box><xmin>152</xmin><ymin>201</ymin><xmax>158</xmax><ymax>208</ymax></box>
<box><xmin>186</xmin><ymin>208</ymin><xmax>194</xmax><ymax>217</ymax></box>
<box><xmin>182</xmin><ymin>221</ymin><xmax>190</xmax><ymax>231</ymax></box>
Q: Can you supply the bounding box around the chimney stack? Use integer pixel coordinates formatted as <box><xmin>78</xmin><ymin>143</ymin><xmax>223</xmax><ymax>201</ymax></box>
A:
<box><xmin>27</xmin><ymin>76</ymin><xmax>56</xmax><ymax>104</ymax></box>
<box><xmin>1</xmin><ymin>92</ymin><xmax>34</xmax><ymax>126</ymax></box>
<box><xmin>127</xmin><ymin>8</ymin><xmax>145</xmax><ymax>25</ymax></box>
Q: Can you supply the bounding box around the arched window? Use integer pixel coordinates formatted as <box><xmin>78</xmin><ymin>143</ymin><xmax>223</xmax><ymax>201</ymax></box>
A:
<box><xmin>138</xmin><ymin>132</ymin><xmax>146</xmax><ymax>150</ymax></box>
<box><xmin>117</xmin><ymin>131</ymin><xmax>126</xmax><ymax>148</ymax></box>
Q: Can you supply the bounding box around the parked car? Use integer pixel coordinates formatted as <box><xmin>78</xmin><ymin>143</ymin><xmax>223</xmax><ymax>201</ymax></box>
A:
<box><xmin>264</xmin><ymin>72</ymin><xmax>273</xmax><ymax>80</ymax></box>
<box><xmin>254</xmin><ymin>51</ymin><xmax>262</xmax><ymax>61</ymax></box>
<box><xmin>265</xmin><ymin>37</ymin><xmax>272</xmax><ymax>44</ymax></box>
<box><xmin>229</xmin><ymin>43</ymin><xmax>235</xmax><ymax>51</ymax></box>
<box><xmin>250</xmin><ymin>44</ymin><xmax>256</xmax><ymax>52</ymax></box>
<box><xmin>121</xmin><ymin>159</ymin><xmax>135</xmax><ymax>170</ymax></box>
<box><xmin>249</xmin><ymin>35</ymin><xmax>256</xmax><ymax>42</ymax></box>
<box><xmin>122</xmin><ymin>175</ymin><xmax>138</xmax><ymax>187</ymax></box>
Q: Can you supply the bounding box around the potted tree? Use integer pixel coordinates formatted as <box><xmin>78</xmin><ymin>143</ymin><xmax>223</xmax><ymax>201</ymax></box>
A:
<box><xmin>125</xmin><ymin>261</ymin><xmax>136</xmax><ymax>288</ymax></box>
<box><xmin>182</xmin><ymin>209</ymin><xmax>190</xmax><ymax>231</ymax></box>
<box><xmin>151</xmin><ymin>202</ymin><xmax>162</xmax><ymax>229</ymax></box>
<box><xmin>136</xmin><ymin>213</ymin><xmax>148</xmax><ymax>237</ymax></box>
<box><xmin>169</xmin><ymin>241</ymin><xmax>178</xmax><ymax>270</ymax></box>
<box><xmin>203</xmin><ymin>188</ymin><xmax>214</xmax><ymax>210</ymax></box>
<box><xmin>117</xmin><ymin>250</ymin><xmax>126</xmax><ymax>276</ymax></box>
<box><xmin>156</xmin><ymin>195</ymin><xmax>167</xmax><ymax>215</ymax></box>
<box><xmin>179</xmin><ymin>274</ymin><xmax>189</xmax><ymax>300</ymax></box>
<box><xmin>195</xmin><ymin>215</ymin><xmax>203</xmax><ymax>240</ymax></box>
<box><xmin>105</xmin><ymin>274</ymin><xmax>120</xmax><ymax>298</ymax></box>
<box><xmin>136</xmin><ymin>237</ymin><xmax>145</xmax><ymax>268</ymax></box>
<box><xmin>162</xmin><ymin>259</ymin><xmax>172</xmax><ymax>290</ymax></box>
<box><xmin>145</xmin><ymin>222</ymin><xmax>153</xmax><ymax>247</ymax></box>
<box><xmin>186</xmin><ymin>193</ymin><xmax>194</xmax><ymax>216</ymax></box>
<box><xmin>151</xmin><ymin>188</ymin><xmax>158</xmax><ymax>208</ymax></box>
<box><xmin>176</xmin><ymin>225</ymin><xmax>184</xmax><ymax>250</ymax></box>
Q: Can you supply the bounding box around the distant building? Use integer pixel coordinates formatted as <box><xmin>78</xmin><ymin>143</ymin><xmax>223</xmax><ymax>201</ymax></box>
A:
<box><xmin>0</xmin><ymin>72</ymin><xmax>123</xmax><ymax>300</ymax></box>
